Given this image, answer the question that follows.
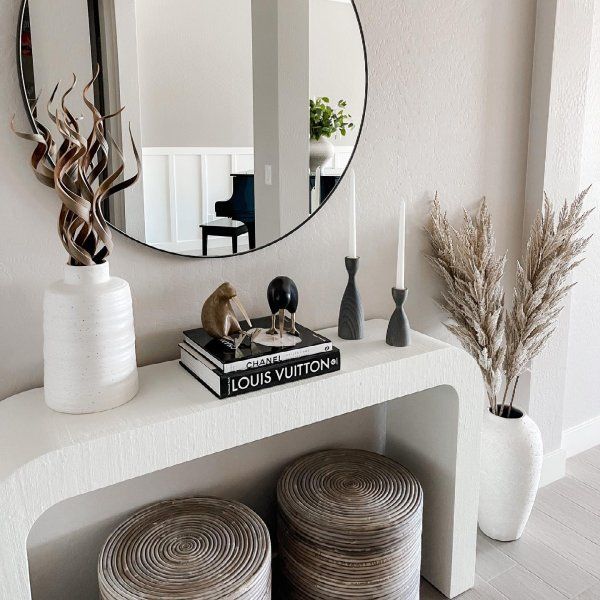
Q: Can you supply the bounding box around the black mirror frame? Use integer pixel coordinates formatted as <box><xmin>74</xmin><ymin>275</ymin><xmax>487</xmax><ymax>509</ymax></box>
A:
<box><xmin>16</xmin><ymin>0</ymin><xmax>369</xmax><ymax>259</ymax></box>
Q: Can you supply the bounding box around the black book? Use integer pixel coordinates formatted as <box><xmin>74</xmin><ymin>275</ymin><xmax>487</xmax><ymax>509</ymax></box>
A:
<box><xmin>183</xmin><ymin>317</ymin><xmax>334</xmax><ymax>373</ymax></box>
<box><xmin>179</xmin><ymin>342</ymin><xmax>341</xmax><ymax>399</ymax></box>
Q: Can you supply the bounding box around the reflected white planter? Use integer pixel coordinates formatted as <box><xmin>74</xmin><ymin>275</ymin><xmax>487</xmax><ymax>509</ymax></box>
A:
<box><xmin>309</xmin><ymin>137</ymin><xmax>335</xmax><ymax>171</ymax></box>
<box><xmin>43</xmin><ymin>262</ymin><xmax>139</xmax><ymax>414</ymax></box>
<box><xmin>478</xmin><ymin>407</ymin><xmax>543</xmax><ymax>541</ymax></box>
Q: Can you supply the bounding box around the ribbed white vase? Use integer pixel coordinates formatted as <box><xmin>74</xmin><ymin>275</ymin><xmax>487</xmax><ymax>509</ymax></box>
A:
<box><xmin>478</xmin><ymin>407</ymin><xmax>543</xmax><ymax>541</ymax></box>
<box><xmin>43</xmin><ymin>262</ymin><xmax>139</xmax><ymax>414</ymax></box>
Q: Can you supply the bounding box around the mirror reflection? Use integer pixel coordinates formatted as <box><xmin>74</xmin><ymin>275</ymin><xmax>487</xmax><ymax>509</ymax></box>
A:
<box><xmin>20</xmin><ymin>0</ymin><xmax>366</xmax><ymax>256</ymax></box>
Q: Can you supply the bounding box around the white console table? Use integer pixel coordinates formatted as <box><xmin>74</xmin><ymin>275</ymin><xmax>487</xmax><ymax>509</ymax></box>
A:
<box><xmin>0</xmin><ymin>320</ymin><xmax>484</xmax><ymax>599</ymax></box>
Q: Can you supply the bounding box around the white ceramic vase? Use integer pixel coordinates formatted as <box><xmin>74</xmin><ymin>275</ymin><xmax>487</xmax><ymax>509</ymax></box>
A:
<box><xmin>309</xmin><ymin>137</ymin><xmax>335</xmax><ymax>171</ymax></box>
<box><xmin>43</xmin><ymin>262</ymin><xmax>139</xmax><ymax>414</ymax></box>
<box><xmin>478</xmin><ymin>407</ymin><xmax>543</xmax><ymax>541</ymax></box>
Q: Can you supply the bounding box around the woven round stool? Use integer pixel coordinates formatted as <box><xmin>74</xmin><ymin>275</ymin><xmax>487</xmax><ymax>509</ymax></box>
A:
<box><xmin>98</xmin><ymin>498</ymin><xmax>271</xmax><ymax>599</ymax></box>
<box><xmin>277</xmin><ymin>449</ymin><xmax>423</xmax><ymax>600</ymax></box>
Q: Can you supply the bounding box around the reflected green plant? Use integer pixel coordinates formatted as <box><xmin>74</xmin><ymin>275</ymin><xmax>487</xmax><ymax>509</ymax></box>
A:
<box><xmin>310</xmin><ymin>97</ymin><xmax>354</xmax><ymax>141</ymax></box>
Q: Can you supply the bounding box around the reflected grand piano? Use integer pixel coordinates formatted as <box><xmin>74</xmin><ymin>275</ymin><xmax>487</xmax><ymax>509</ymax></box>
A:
<box><xmin>214</xmin><ymin>174</ymin><xmax>256</xmax><ymax>250</ymax></box>
<box><xmin>213</xmin><ymin>171</ymin><xmax>343</xmax><ymax>250</ymax></box>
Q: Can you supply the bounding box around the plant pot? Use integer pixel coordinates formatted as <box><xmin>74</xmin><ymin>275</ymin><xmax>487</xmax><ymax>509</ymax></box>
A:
<box><xmin>43</xmin><ymin>262</ymin><xmax>139</xmax><ymax>414</ymax></box>
<box><xmin>478</xmin><ymin>406</ymin><xmax>543</xmax><ymax>541</ymax></box>
<box><xmin>309</xmin><ymin>137</ymin><xmax>335</xmax><ymax>171</ymax></box>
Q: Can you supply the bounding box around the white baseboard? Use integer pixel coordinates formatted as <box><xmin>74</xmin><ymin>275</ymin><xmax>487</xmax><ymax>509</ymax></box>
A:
<box><xmin>539</xmin><ymin>448</ymin><xmax>566</xmax><ymax>488</ymax></box>
<box><xmin>537</xmin><ymin>416</ymin><xmax>600</xmax><ymax>488</ymax></box>
<box><xmin>562</xmin><ymin>415</ymin><xmax>600</xmax><ymax>458</ymax></box>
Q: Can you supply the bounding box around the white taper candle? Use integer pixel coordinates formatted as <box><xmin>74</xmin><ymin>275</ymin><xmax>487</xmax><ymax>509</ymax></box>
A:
<box><xmin>349</xmin><ymin>170</ymin><xmax>357</xmax><ymax>258</ymax></box>
<box><xmin>396</xmin><ymin>201</ymin><xmax>406</xmax><ymax>289</ymax></box>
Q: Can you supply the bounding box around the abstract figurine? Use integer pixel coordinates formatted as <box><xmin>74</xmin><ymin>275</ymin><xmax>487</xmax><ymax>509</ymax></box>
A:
<box><xmin>267</xmin><ymin>276</ymin><xmax>299</xmax><ymax>337</ymax></box>
<box><xmin>201</xmin><ymin>282</ymin><xmax>253</xmax><ymax>340</ymax></box>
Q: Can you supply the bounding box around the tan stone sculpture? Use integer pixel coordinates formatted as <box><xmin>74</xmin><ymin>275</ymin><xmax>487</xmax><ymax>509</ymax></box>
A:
<box><xmin>201</xmin><ymin>282</ymin><xmax>253</xmax><ymax>340</ymax></box>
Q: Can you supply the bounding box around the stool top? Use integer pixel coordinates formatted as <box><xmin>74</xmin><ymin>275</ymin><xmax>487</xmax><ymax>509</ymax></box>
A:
<box><xmin>99</xmin><ymin>497</ymin><xmax>271</xmax><ymax>600</ymax></box>
<box><xmin>277</xmin><ymin>449</ymin><xmax>423</xmax><ymax>550</ymax></box>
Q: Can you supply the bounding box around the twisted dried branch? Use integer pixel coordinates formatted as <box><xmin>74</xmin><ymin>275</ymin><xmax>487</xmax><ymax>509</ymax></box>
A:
<box><xmin>11</xmin><ymin>68</ymin><xmax>140</xmax><ymax>266</ymax></box>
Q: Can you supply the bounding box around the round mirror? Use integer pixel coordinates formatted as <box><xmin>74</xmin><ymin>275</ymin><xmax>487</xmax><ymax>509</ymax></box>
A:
<box><xmin>17</xmin><ymin>0</ymin><xmax>367</xmax><ymax>257</ymax></box>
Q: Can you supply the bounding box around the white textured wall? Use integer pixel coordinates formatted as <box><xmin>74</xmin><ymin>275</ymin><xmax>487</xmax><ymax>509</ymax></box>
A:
<box><xmin>135</xmin><ymin>0</ymin><xmax>254</xmax><ymax>147</ymax></box>
<box><xmin>136</xmin><ymin>0</ymin><xmax>364</xmax><ymax>149</ymax></box>
<box><xmin>1</xmin><ymin>0</ymin><xmax>536</xmax><ymax>401</ymax></box>
<box><xmin>519</xmin><ymin>0</ymin><xmax>597</xmax><ymax>455</ymax></box>
<box><xmin>564</xmin><ymin>0</ymin><xmax>600</xmax><ymax>430</ymax></box>
<box><xmin>309</xmin><ymin>0</ymin><xmax>365</xmax><ymax>147</ymax></box>
<box><xmin>1</xmin><ymin>0</ymin><xmax>536</xmax><ymax>596</ymax></box>
<box><xmin>27</xmin><ymin>0</ymin><xmax>93</xmax><ymax>141</ymax></box>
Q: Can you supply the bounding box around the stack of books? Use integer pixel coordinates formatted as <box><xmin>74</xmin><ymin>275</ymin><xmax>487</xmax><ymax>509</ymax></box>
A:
<box><xmin>179</xmin><ymin>316</ymin><xmax>341</xmax><ymax>399</ymax></box>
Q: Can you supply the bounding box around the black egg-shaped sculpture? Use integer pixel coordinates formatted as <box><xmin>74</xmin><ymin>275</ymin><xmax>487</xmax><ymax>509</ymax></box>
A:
<box><xmin>267</xmin><ymin>276</ymin><xmax>299</xmax><ymax>337</ymax></box>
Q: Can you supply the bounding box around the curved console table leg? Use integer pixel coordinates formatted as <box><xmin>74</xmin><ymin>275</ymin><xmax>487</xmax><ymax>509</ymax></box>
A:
<box><xmin>1</xmin><ymin>484</ymin><xmax>32</xmax><ymax>598</ymax></box>
<box><xmin>386</xmin><ymin>384</ymin><xmax>480</xmax><ymax>598</ymax></box>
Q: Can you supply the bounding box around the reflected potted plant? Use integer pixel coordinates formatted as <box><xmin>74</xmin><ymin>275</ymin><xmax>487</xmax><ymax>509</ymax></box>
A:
<box><xmin>11</xmin><ymin>69</ymin><xmax>141</xmax><ymax>414</ymax></box>
<box><xmin>427</xmin><ymin>190</ymin><xmax>593</xmax><ymax>541</ymax></box>
<box><xmin>309</xmin><ymin>97</ymin><xmax>354</xmax><ymax>171</ymax></box>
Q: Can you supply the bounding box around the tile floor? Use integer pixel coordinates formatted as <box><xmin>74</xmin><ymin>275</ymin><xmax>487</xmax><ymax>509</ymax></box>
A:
<box><xmin>421</xmin><ymin>446</ymin><xmax>600</xmax><ymax>599</ymax></box>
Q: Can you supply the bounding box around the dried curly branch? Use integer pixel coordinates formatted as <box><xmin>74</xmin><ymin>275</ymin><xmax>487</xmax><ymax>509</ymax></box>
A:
<box><xmin>11</xmin><ymin>68</ymin><xmax>140</xmax><ymax>266</ymax></box>
<box><xmin>428</xmin><ymin>190</ymin><xmax>593</xmax><ymax>416</ymax></box>
<box><xmin>427</xmin><ymin>195</ymin><xmax>506</xmax><ymax>412</ymax></box>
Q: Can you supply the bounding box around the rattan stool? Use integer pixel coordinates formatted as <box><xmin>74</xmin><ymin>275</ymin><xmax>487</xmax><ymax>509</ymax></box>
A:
<box><xmin>277</xmin><ymin>449</ymin><xmax>423</xmax><ymax>599</ymax></box>
<box><xmin>99</xmin><ymin>497</ymin><xmax>271</xmax><ymax>599</ymax></box>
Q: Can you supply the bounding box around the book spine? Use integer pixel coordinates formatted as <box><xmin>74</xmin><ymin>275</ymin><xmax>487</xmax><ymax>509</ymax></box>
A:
<box><xmin>182</xmin><ymin>350</ymin><xmax>341</xmax><ymax>399</ymax></box>
<box><xmin>224</xmin><ymin>349</ymin><xmax>340</xmax><ymax>398</ymax></box>
<box><xmin>184</xmin><ymin>337</ymin><xmax>333</xmax><ymax>373</ymax></box>
<box><xmin>180</xmin><ymin>362</ymin><xmax>228</xmax><ymax>398</ymax></box>
<box><xmin>223</xmin><ymin>342</ymin><xmax>333</xmax><ymax>373</ymax></box>
<box><xmin>183</xmin><ymin>339</ymin><xmax>227</xmax><ymax>371</ymax></box>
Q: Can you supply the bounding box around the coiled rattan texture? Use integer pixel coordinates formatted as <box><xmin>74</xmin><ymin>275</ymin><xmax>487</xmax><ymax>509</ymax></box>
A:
<box><xmin>98</xmin><ymin>498</ymin><xmax>271</xmax><ymax>600</ymax></box>
<box><xmin>277</xmin><ymin>449</ymin><xmax>423</xmax><ymax>600</ymax></box>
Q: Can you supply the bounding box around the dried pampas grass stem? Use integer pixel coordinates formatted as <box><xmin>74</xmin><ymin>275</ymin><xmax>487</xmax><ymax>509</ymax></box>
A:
<box><xmin>501</xmin><ymin>187</ymin><xmax>593</xmax><ymax>415</ymax></box>
<box><xmin>428</xmin><ymin>189</ymin><xmax>593</xmax><ymax>415</ymax></box>
<box><xmin>427</xmin><ymin>195</ymin><xmax>506</xmax><ymax>413</ymax></box>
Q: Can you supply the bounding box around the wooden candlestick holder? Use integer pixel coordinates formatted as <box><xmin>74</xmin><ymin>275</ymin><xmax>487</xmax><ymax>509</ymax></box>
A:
<box><xmin>386</xmin><ymin>288</ymin><xmax>411</xmax><ymax>347</ymax></box>
<box><xmin>338</xmin><ymin>257</ymin><xmax>364</xmax><ymax>340</ymax></box>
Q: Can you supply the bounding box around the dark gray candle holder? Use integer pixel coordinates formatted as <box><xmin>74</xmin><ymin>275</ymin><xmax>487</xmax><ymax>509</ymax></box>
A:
<box><xmin>386</xmin><ymin>288</ymin><xmax>411</xmax><ymax>347</ymax></box>
<box><xmin>338</xmin><ymin>257</ymin><xmax>364</xmax><ymax>340</ymax></box>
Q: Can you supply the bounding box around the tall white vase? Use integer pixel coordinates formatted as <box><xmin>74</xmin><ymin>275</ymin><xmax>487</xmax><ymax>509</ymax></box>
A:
<box><xmin>478</xmin><ymin>407</ymin><xmax>543</xmax><ymax>541</ymax></box>
<box><xmin>43</xmin><ymin>262</ymin><xmax>139</xmax><ymax>414</ymax></box>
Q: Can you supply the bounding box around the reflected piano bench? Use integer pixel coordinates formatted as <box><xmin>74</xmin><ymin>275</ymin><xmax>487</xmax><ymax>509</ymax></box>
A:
<box><xmin>199</xmin><ymin>218</ymin><xmax>250</xmax><ymax>255</ymax></box>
